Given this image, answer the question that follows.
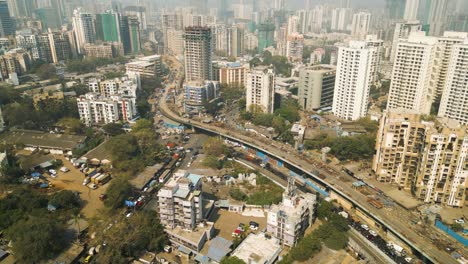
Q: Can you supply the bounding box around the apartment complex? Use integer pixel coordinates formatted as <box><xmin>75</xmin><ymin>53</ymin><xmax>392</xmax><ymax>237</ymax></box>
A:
<box><xmin>390</xmin><ymin>20</ymin><xmax>422</xmax><ymax>61</ymax></box>
<box><xmin>373</xmin><ymin>110</ymin><xmax>468</xmax><ymax>207</ymax></box>
<box><xmin>246</xmin><ymin>66</ymin><xmax>275</xmax><ymax>114</ymax></box>
<box><xmin>298</xmin><ymin>65</ymin><xmax>336</xmax><ymax>111</ymax></box>
<box><xmin>0</xmin><ymin>49</ymin><xmax>31</xmax><ymax>79</ymax></box>
<box><xmin>332</xmin><ymin>41</ymin><xmax>377</xmax><ymax>120</ymax></box>
<box><xmin>83</xmin><ymin>42</ymin><xmax>124</xmax><ymax>59</ymax></box>
<box><xmin>387</xmin><ymin>32</ymin><xmax>439</xmax><ymax>115</ymax></box>
<box><xmin>77</xmin><ymin>75</ymin><xmax>138</xmax><ymax>126</ymax></box>
<box><xmin>72</xmin><ymin>8</ymin><xmax>96</xmax><ymax>54</ymax></box>
<box><xmin>184</xmin><ymin>26</ymin><xmax>213</xmax><ymax>82</ymax></box>
<box><xmin>157</xmin><ymin>171</ymin><xmax>204</xmax><ymax>230</ymax></box>
<box><xmin>125</xmin><ymin>55</ymin><xmax>163</xmax><ymax>78</ymax></box>
<box><xmin>216</xmin><ymin>61</ymin><xmax>249</xmax><ymax>86</ymax></box>
<box><xmin>438</xmin><ymin>38</ymin><xmax>468</xmax><ymax>124</ymax></box>
<box><xmin>184</xmin><ymin>80</ymin><xmax>220</xmax><ymax>113</ymax></box>
<box><xmin>267</xmin><ymin>178</ymin><xmax>317</xmax><ymax>246</ymax></box>
<box><xmin>351</xmin><ymin>11</ymin><xmax>371</xmax><ymax>39</ymax></box>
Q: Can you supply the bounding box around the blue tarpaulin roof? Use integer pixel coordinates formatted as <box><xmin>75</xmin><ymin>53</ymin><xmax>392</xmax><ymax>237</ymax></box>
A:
<box><xmin>31</xmin><ymin>172</ymin><xmax>41</xmax><ymax>177</ymax></box>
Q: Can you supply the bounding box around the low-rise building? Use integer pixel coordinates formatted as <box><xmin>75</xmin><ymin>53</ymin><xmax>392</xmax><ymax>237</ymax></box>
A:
<box><xmin>215</xmin><ymin>61</ymin><xmax>249</xmax><ymax>86</ymax></box>
<box><xmin>77</xmin><ymin>93</ymin><xmax>137</xmax><ymax>126</ymax></box>
<box><xmin>0</xmin><ymin>48</ymin><xmax>31</xmax><ymax>79</ymax></box>
<box><xmin>157</xmin><ymin>171</ymin><xmax>204</xmax><ymax>230</ymax></box>
<box><xmin>83</xmin><ymin>42</ymin><xmax>124</xmax><ymax>58</ymax></box>
<box><xmin>184</xmin><ymin>80</ymin><xmax>220</xmax><ymax>113</ymax></box>
<box><xmin>231</xmin><ymin>232</ymin><xmax>282</xmax><ymax>264</ymax></box>
<box><xmin>267</xmin><ymin>178</ymin><xmax>317</xmax><ymax>246</ymax></box>
<box><xmin>126</xmin><ymin>54</ymin><xmax>162</xmax><ymax>78</ymax></box>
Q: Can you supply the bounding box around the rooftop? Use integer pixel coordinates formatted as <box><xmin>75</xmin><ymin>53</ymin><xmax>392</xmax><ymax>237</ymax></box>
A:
<box><xmin>207</xmin><ymin>237</ymin><xmax>233</xmax><ymax>262</ymax></box>
<box><xmin>130</xmin><ymin>164</ymin><xmax>164</xmax><ymax>189</ymax></box>
<box><xmin>1</xmin><ymin>130</ymin><xmax>86</xmax><ymax>151</ymax></box>
<box><xmin>231</xmin><ymin>233</ymin><xmax>281</xmax><ymax>264</ymax></box>
<box><xmin>166</xmin><ymin>222</ymin><xmax>214</xmax><ymax>244</ymax></box>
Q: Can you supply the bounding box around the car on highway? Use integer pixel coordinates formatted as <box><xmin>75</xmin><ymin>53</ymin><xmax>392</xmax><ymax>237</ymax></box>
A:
<box><xmin>361</xmin><ymin>224</ymin><xmax>369</xmax><ymax>231</ymax></box>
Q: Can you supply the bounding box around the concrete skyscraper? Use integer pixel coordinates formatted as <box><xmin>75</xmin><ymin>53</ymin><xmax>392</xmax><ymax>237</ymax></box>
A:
<box><xmin>387</xmin><ymin>32</ymin><xmax>439</xmax><ymax>115</ymax></box>
<box><xmin>184</xmin><ymin>26</ymin><xmax>213</xmax><ymax>82</ymax></box>
<box><xmin>438</xmin><ymin>37</ymin><xmax>468</xmax><ymax>124</ymax></box>
<box><xmin>95</xmin><ymin>11</ymin><xmax>121</xmax><ymax>42</ymax></box>
<box><xmin>72</xmin><ymin>8</ymin><xmax>96</xmax><ymax>54</ymax></box>
<box><xmin>351</xmin><ymin>12</ymin><xmax>371</xmax><ymax>39</ymax></box>
<box><xmin>0</xmin><ymin>0</ymin><xmax>14</xmax><ymax>37</ymax></box>
<box><xmin>332</xmin><ymin>41</ymin><xmax>377</xmax><ymax>120</ymax></box>
<box><xmin>298</xmin><ymin>65</ymin><xmax>336</xmax><ymax>111</ymax></box>
<box><xmin>404</xmin><ymin>0</ymin><xmax>420</xmax><ymax>20</ymax></box>
<box><xmin>390</xmin><ymin>20</ymin><xmax>422</xmax><ymax>61</ymax></box>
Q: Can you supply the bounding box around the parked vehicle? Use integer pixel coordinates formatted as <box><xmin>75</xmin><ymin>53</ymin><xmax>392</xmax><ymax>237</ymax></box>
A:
<box><xmin>83</xmin><ymin>177</ymin><xmax>91</xmax><ymax>186</ymax></box>
<box><xmin>60</xmin><ymin>167</ymin><xmax>69</xmax><ymax>173</ymax></box>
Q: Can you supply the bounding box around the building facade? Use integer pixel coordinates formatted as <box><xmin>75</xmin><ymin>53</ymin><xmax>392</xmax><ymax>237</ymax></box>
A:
<box><xmin>72</xmin><ymin>8</ymin><xmax>96</xmax><ymax>54</ymax></box>
<box><xmin>286</xmin><ymin>33</ymin><xmax>304</xmax><ymax>63</ymax></box>
<box><xmin>332</xmin><ymin>41</ymin><xmax>377</xmax><ymax>120</ymax></box>
<box><xmin>184</xmin><ymin>26</ymin><xmax>213</xmax><ymax>82</ymax></box>
<box><xmin>267</xmin><ymin>178</ymin><xmax>317</xmax><ymax>246</ymax></box>
<box><xmin>217</xmin><ymin>61</ymin><xmax>249</xmax><ymax>86</ymax></box>
<box><xmin>184</xmin><ymin>80</ymin><xmax>220</xmax><ymax>113</ymax></box>
<box><xmin>246</xmin><ymin>66</ymin><xmax>275</xmax><ymax>114</ymax></box>
<box><xmin>298</xmin><ymin>65</ymin><xmax>336</xmax><ymax>111</ymax></box>
<box><xmin>373</xmin><ymin>110</ymin><xmax>468</xmax><ymax>207</ymax></box>
<box><xmin>351</xmin><ymin>12</ymin><xmax>371</xmax><ymax>39</ymax></box>
<box><xmin>0</xmin><ymin>0</ymin><xmax>14</xmax><ymax>37</ymax></box>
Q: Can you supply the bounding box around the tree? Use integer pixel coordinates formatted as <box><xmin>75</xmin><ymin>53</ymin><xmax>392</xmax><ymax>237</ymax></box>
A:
<box><xmin>49</xmin><ymin>190</ymin><xmax>81</xmax><ymax>209</ymax></box>
<box><xmin>451</xmin><ymin>223</ymin><xmax>464</xmax><ymax>232</ymax></box>
<box><xmin>203</xmin><ymin>138</ymin><xmax>229</xmax><ymax>156</ymax></box>
<box><xmin>0</xmin><ymin>85</ymin><xmax>21</xmax><ymax>105</ymax></box>
<box><xmin>316</xmin><ymin>200</ymin><xmax>334</xmax><ymax>220</ymax></box>
<box><xmin>103</xmin><ymin>123</ymin><xmax>125</xmax><ymax>136</ymax></box>
<box><xmin>57</xmin><ymin>117</ymin><xmax>85</xmax><ymax>134</ymax></box>
<box><xmin>7</xmin><ymin>217</ymin><xmax>67</xmax><ymax>263</ymax></box>
<box><xmin>104</xmin><ymin>178</ymin><xmax>133</xmax><ymax>209</ymax></box>
<box><xmin>220</xmin><ymin>256</ymin><xmax>246</xmax><ymax>264</ymax></box>
<box><xmin>132</xmin><ymin>119</ymin><xmax>154</xmax><ymax>132</ymax></box>
<box><xmin>36</xmin><ymin>64</ymin><xmax>58</xmax><ymax>80</ymax></box>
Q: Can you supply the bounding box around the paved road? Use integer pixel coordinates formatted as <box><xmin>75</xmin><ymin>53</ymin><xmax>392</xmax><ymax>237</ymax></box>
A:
<box><xmin>158</xmin><ymin>57</ymin><xmax>461</xmax><ymax>264</ymax></box>
<box><xmin>348</xmin><ymin>228</ymin><xmax>397</xmax><ymax>264</ymax></box>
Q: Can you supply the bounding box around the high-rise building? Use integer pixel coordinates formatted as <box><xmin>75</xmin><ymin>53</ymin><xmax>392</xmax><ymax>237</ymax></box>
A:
<box><xmin>351</xmin><ymin>12</ymin><xmax>371</xmax><ymax>39</ymax></box>
<box><xmin>427</xmin><ymin>0</ymin><xmax>449</xmax><ymax>36</ymax></box>
<box><xmin>6</xmin><ymin>0</ymin><xmax>36</xmax><ymax>17</ymax></box>
<box><xmin>287</xmin><ymin>15</ymin><xmax>300</xmax><ymax>36</ymax></box>
<box><xmin>227</xmin><ymin>25</ymin><xmax>244</xmax><ymax>58</ymax></box>
<box><xmin>438</xmin><ymin>38</ymin><xmax>468</xmax><ymax>124</ymax></box>
<box><xmin>127</xmin><ymin>16</ymin><xmax>141</xmax><ymax>54</ymax></box>
<box><xmin>298</xmin><ymin>65</ymin><xmax>336</xmax><ymax>111</ymax></box>
<box><xmin>166</xmin><ymin>28</ymin><xmax>184</xmax><ymax>56</ymax></box>
<box><xmin>267</xmin><ymin>178</ymin><xmax>317</xmax><ymax>246</ymax></box>
<box><xmin>257</xmin><ymin>23</ymin><xmax>275</xmax><ymax>53</ymax></box>
<box><xmin>47</xmin><ymin>31</ymin><xmax>72</xmax><ymax>63</ymax></box>
<box><xmin>385</xmin><ymin>0</ymin><xmax>406</xmax><ymax>20</ymax></box>
<box><xmin>95</xmin><ymin>11</ymin><xmax>121</xmax><ymax>42</ymax></box>
<box><xmin>35</xmin><ymin>7</ymin><xmax>61</xmax><ymax>30</ymax></box>
<box><xmin>404</xmin><ymin>0</ymin><xmax>420</xmax><ymax>20</ymax></box>
<box><xmin>0</xmin><ymin>0</ymin><xmax>14</xmax><ymax>37</ymax></box>
<box><xmin>72</xmin><ymin>8</ymin><xmax>96</xmax><ymax>54</ymax></box>
<box><xmin>390</xmin><ymin>20</ymin><xmax>422</xmax><ymax>61</ymax></box>
<box><xmin>332</xmin><ymin>41</ymin><xmax>377</xmax><ymax>120</ymax></box>
<box><xmin>286</xmin><ymin>33</ymin><xmax>304</xmax><ymax>63</ymax></box>
<box><xmin>124</xmin><ymin>5</ymin><xmax>147</xmax><ymax>30</ymax></box>
<box><xmin>246</xmin><ymin>66</ymin><xmax>275</xmax><ymax>114</ymax></box>
<box><xmin>373</xmin><ymin>110</ymin><xmax>468</xmax><ymax>207</ymax></box>
<box><xmin>184</xmin><ymin>26</ymin><xmax>213</xmax><ymax>82</ymax></box>
<box><xmin>331</xmin><ymin>8</ymin><xmax>352</xmax><ymax>31</ymax></box>
<box><xmin>387</xmin><ymin>32</ymin><xmax>439</xmax><ymax>115</ymax></box>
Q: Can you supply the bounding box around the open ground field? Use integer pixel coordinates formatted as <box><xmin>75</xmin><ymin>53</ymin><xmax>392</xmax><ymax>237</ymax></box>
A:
<box><xmin>47</xmin><ymin>157</ymin><xmax>108</xmax><ymax>218</ymax></box>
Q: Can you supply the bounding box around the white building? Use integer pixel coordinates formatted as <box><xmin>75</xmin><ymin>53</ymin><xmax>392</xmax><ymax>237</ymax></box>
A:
<box><xmin>126</xmin><ymin>54</ymin><xmax>163</xmax><ymax>79</ymax></box>
<box><xmin>157</xmin><ymin>171</ymin><xmax>203</xmax><ymax>230</ymax></box>
<box><xmin>351</xmin><ymin>12</ymin><xmax>371</xmax><ymax>40</ymax></box>
<box><xmin>331</xmin><ymin>8</ymin><xmax>353</xmax><ymax>31</ymax></box>
<box><xmin>404</xmin><ymin>0</ymin><xmax>419</xmax><ymax>20</ymax></box>
<box><xmin>246</xmin><ymin>66</ymin><xmax>275</xmax><ymax>114</ymax></box>
<box><xmin>72</xmin><ymin>8</ymin><xmax>96</xmax><ymax>54</ymax></box>
<box><xmin>390</xmin><ymin>20</ymin><xmax>422</xmax><ymax>61</ymax></box>
<box><xmin>231</xmin><ymin>233</ymin><xmax>281</xmax><ymax>264</ymax></box>
<box><xmin>387</xmin><ymin>32</ymin><xmax>439</xmax><ymax>115</ymax></box>
<box><xmin>332</xmin><ymin>41</ymin><xmax>377</xmax><ymax>120</ymax></box>
<box><xmin>438</xmin><ymin>38</ymin><xmax>468</xmax><ymax>124</ymax></box>
<box><xmin>267</xmin><ymin>178</ymin><xmax>317</xmax><ymax>247</ymax></box>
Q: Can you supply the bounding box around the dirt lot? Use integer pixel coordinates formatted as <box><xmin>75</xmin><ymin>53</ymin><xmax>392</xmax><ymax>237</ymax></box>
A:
<box><xmin>47</xmin><ymin>157</ymin><xmax>108</xmax><ymax>219</ymax></box>
<box><xmin>209</xmin><ymin>209</ymin><xmax>267</xmax><ymax>241</ymax></box>
<box><xmin>302</xmin><ymin>247</ymin><xmax>359</xmax><ymax>264</ymax></box>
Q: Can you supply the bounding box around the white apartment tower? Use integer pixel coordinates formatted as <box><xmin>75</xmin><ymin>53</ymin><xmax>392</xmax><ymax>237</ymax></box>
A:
<box><xmin>387</xmin><ymin>32</ymin><xmax>439</xmax><ymax>115</ymax></box>
<box><xmin>390</xmin><ymin>20</ymin><xmax>422</xmax><ymax>62</ymax></box>
<box><xmin>351</xmin><ymin>12</ymin><xmax>371</xmax><ymax>40</ymax></box>
<box><xmin>286</xmin><ymin>33</ymin><xmax>304</xmax><ymax>63</ymax></box>
<box><xmin>184</xmin><ymin>26</ymin><xmax>213</xmax><ymax>82</ymax></box>
<box><xmin>72</xmin><ymin>8</ymin><xmax>96</xmax><ymax>54</ymax></box>
<box><xmin>332</xmin><ymin>41</ymin><xmax>377</xmax><ymax>121</ymax></box>
<box><xmin>246</xmin><ymin>66</ymin><xmax>275</xmax><ymax>114</ymax></box>
<box><xmin>404</xmin><ymin>0</ymin><xmax>419</xmax><ymax>20</ymax></box>
<box><xmin>438</xmin><ymin>38</ymin><xmax>468</xmax><ymax>124</ymax></box>
<box><xmin>331</xmin><ymin>8</ymin><xmax>352</xmax><ymax>31</ymax></box>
